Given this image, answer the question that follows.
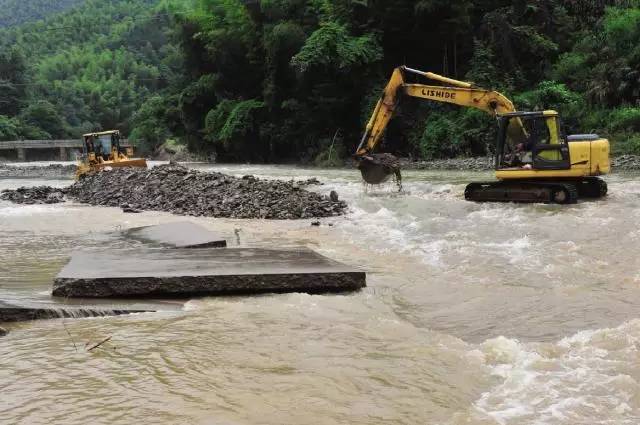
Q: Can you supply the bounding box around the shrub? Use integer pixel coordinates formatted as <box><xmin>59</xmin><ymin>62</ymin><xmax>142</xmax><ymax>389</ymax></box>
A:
<box><xmin>291</xmin><ymin>22</ymin><xmax>381</xmax><ymax>72</ymax></box>
<box><xmin>204</xmin><ymin>99</ymin><xmax>265</xmax><ymax>160</ymax></box>
<box><xmin>608</xmin><ymin>107</ymin><xmax>640</xmax><ymax>132</ymax></box>
<box><xmin>0</xmin><ymin>115</ymin><xmax>19</xmax><ymax>141</ymax></box>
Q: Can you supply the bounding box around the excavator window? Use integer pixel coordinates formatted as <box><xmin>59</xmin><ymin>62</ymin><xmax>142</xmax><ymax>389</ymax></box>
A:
<box><xmin>532</xmin><ymin>116</ymin><xmax>570</xmax><ymax>169</ymax></box>
<box><xmin>500</xmin><ymin>116</ymin><xmax>550</xmax><ymax>168</ymax></box>
<box><xmin>498</xmin><ymin>114</ymin><xmax>570</xmax><ymax>170</ymax></box>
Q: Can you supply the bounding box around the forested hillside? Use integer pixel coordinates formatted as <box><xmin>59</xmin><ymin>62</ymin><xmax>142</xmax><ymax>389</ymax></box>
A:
<box><xmin>0</xmin><ymin>0</ymin><xmax>180</xmax><ymax>141</ymax></box>
<box><xmin>0</xmin><ymin>0</ymin><xmax>85</xmax><ymax>28</ymax></box>
<box><xmin>1</xmin><ymin>0</ymin><xmax>639</xmax><ymax>162</ymax></box>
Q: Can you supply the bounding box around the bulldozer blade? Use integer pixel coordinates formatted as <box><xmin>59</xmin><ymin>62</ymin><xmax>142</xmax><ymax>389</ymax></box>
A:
<box><xmin>76</xmin><ymin>158</ymin><xmax>148</xmax><ymax>179</ymax></box>
<box><xmin>111</xmin><ymin>158</ymin><xmax>147</xmax><ymax>168</ymax></box>
<box><xmin>107</xmin><ymin>158</ymin><xmax>148</xmax><ymax>169</ymax></box>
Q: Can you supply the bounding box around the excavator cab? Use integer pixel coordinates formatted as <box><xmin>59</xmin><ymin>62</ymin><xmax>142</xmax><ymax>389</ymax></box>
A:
<box><xmin>497</xmin><ymin>111</ymin><xmax>570</xmax><ymax>171</ymax></box>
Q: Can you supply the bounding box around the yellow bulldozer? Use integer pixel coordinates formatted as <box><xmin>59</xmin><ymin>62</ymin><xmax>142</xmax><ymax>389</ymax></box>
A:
<box><xmin>76</xmin><ymin>130</ymin><xmax>147</xmax><ymax>178</ymax></box>
<box><xmin>355</xmin><ymin>66</ymin><xmax>610</xmax><ymax>204</ymax></box>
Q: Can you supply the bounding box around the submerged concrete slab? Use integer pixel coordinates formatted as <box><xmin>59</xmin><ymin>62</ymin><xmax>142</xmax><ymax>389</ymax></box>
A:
<box><xmin>0</xmin><ymin>300</ymin><xmax>151</xmax><ymax>323</ymax></box>
<box><xmin>53</xmin><ymin>248</ymin><xmax>366</xmax><ymax>298</ymax></box>
<box><xmin>124</xmin><ymin>221</ymin><xmax>227</xmax><ymax>248</ymax></box>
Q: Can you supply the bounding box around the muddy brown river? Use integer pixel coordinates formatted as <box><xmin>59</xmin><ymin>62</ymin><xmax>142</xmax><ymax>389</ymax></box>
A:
<box><xmin>1</xmin><ymin>163</ymin><xmax>640</xmax><ymax>424</ymax></box>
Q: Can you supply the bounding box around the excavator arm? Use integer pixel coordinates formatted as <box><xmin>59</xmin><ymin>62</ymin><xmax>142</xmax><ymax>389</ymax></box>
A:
<box><xmin>356</xmin><ymin>66</ymin><xmax>518</xmax><ymax>157</ymax></box>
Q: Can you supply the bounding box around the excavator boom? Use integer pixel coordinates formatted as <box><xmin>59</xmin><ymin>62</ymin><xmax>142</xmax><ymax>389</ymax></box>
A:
<box><xmin>355</xmin><ymin>66</ymin><xmax>521</xmax><ymax>184</ymax></box>
<box><xmin>402</xmin><ymin>85</ymin><xmax>515</xmax><ymax>115</ymax></box>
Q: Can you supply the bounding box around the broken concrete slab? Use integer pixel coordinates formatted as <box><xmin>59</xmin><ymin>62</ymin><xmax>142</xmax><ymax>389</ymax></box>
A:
<box><xmin>0</xmin><ymin>300</ymin><xmax>152</xmax><ymax>323</ymax></box>
<box><xmin>123</xmin><ymin>221</ymin><xmax>227</xmax><ymax>248</ymax></box>
<box><xmin>53</xmin><ymin>247</ymin><xmax>366</xmax><ymax>298</ymax></box>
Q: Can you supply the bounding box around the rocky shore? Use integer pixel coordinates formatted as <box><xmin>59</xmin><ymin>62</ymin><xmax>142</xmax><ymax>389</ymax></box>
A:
<box><xmin>400</xmin><ymin>154</ymin><xmax>640</xmax><ymax>171</ymax></box>
<box><xmin>1</xmin><ymin>164</ymin><xmax>346</xmax><ymax>219</ymax></box>
<box><xmin>610</xmin><ymin>155</ymin><xmax>640</xmax><ymax>171</ymax></box>
<box><xmin>401</xmin><ymin>156</ymin><xmax>494</xmax><ymax>171</ymax></box>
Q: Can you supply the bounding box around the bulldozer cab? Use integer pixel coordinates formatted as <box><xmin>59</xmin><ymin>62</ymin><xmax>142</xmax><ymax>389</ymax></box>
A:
<box><xmin>83</xmin><ymin>130</ymin><xmax>123</xmax><ymax>161</ymax></box>
<box><xmin>496</xmin><ymin>111</ymin><xmax>570</xmax><ymax>171</ymax></box>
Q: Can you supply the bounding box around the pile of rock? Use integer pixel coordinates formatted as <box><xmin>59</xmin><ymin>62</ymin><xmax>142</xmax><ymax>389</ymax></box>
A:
<box><xmin>0</xmin><ymin>186</ymin><xmax>65</xmax><ymax>204</ymax></box>
<box><xmin>2</xmin><ymin>164</ymin><xmax>346</xmax><ymax>219</ymax></box>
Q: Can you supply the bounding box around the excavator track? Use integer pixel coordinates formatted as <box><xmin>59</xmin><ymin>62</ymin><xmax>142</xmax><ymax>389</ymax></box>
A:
<box><xmin>574</xmin><ymin>177</ymin><xmax>608</xmax><ymax>198</ymax></box>
<box><xmin>465</xmin><ymin>181</ymin><xmax>579</xmax><ymax>204</ymax></box>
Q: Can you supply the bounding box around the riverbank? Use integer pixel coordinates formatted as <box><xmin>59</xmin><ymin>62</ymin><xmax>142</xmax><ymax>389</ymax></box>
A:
<box><xmin>401</xmin><ymin>154</ymin><xmax>640</xmax><ymax>171</ymax></box>
<box><xmin>2</xmin><ymin>153</ymin><xmax>640</xmax><ymax>180</ymax></box>
<box><xmin>0</xmin><ymin>163</ymin><xmax>76</xmax><ymax>178</ymax></box>
<box><xmin>400</xmin><ymin>156</ymin><xmax>494</xmax><ymax>171</ymax></box>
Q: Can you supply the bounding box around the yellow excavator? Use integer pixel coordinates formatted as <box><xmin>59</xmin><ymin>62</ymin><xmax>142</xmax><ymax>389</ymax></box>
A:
<box><xmin>76</xmin><ymin>130</ymin><xmax>147</xmax><ymax>178</ymax></box>
<box><xmin>355</xmin><ymin>66</ymin><xmax>610</xmax><ymax>203</ymax></box>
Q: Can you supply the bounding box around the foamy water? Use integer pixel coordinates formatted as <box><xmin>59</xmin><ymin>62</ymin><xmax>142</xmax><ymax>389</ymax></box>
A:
<box><xmin>1</xmin><ymin>163</ymin><xmax>640</xmax><ymax>424</ymax></box>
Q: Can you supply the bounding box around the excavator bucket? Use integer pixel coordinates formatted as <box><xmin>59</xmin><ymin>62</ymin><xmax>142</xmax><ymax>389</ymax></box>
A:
<box><xmin>357</xmin><ymin>153</ymin><xmax>402</xmax><ymax>186</ymax></box>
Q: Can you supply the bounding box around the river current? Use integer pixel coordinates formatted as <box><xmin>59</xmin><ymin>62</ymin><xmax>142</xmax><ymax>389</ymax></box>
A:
<box><xmin>1</xmin><ymin>162</ymin><xmax>640</xmax><ymax>424</ymax></box>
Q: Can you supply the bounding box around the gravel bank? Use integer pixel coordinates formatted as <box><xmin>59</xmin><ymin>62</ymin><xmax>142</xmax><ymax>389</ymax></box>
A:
<box><xmin>0</xmin><ymin>163</ymin><xmax>76</xmax><ymax>178</ymax></box>
<box><xmin>610</xmin><ymin>155</ymin><xmax>640</xmax><ymax>171</ymax></box>
<box><xmin>401</xmin><ymin>156</ymin><xmax>494</xmax><ymax>171</ymax></box>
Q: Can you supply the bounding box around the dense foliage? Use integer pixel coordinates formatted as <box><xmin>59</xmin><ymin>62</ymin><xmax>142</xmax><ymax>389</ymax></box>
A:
<box><xmin>1</xmin><ymin>0</ymin><xmax>639</xmax><ymax>160</ymax></box>
<box><xmin>0</xmin><ymin>0</ymin><xmax>84</xmax><ymax>28</ymax></box>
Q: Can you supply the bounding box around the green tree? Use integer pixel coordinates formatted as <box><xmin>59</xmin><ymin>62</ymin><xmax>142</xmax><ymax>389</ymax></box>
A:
<box><xmin>19</xmin><ymin>100</ymin><xmax>66</xmax><ymax>138</ymax></box>
<box><xmin>0</xmin><ymin>115</ymin><xmax>19</xmax><ymax>140</ymax></box>
<box><xmin>129</xmin><ymin>95</ymin><xmax>172</xmax><ymax>152</ymax></box>
<box><xmin>0</xmin><ymin>48</ymin><xmax>27</xmax><ymax>116</ymax></box>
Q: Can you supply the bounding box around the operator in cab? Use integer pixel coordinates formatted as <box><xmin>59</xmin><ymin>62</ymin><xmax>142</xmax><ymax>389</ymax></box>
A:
<box><xmin>515</xmin><ymin>136</ymin><xmax>535</xmax><ymax>169</ymax></box>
